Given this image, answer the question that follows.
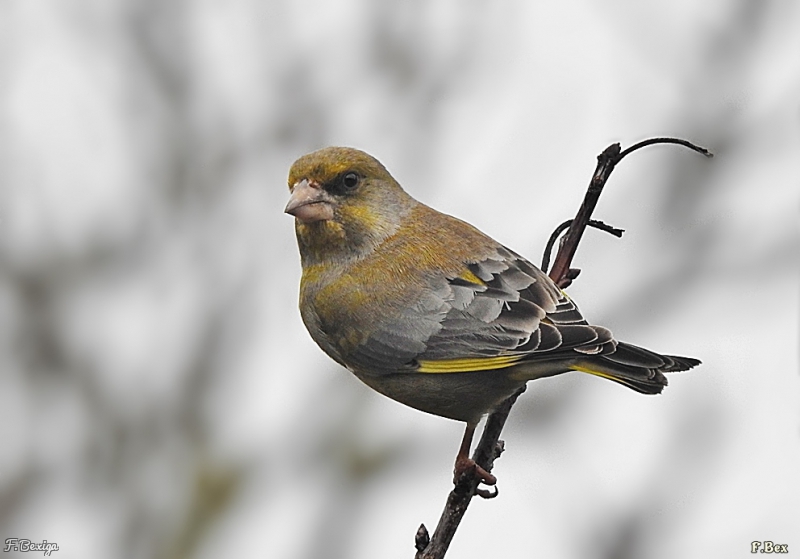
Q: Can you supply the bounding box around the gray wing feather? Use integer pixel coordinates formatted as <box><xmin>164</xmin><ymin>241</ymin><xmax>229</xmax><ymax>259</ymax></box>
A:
<box><xmin>419</xmin><ymin>246</ymin><xmax>611</xmax><ymax>360</ymax></box>
<box><xmin>350</xmin><ymin>245</ymin><xmax>615</xmax><ymax>373</ymax></box>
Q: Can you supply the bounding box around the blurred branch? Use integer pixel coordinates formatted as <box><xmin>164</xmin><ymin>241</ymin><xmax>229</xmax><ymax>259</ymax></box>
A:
<box><xmin>413</xmin><ymin>137</ymin><xmax>711</xmax><ymax>559</ymax></box>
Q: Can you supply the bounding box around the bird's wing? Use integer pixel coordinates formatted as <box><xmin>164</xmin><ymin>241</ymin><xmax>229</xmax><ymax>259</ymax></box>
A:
<box><xmin>413</xmin><ymin>246</ymin><xmax>616</xmax><ymax>371</ymax></box>
<box><xmin>349</xmin><ymin>246</ymin><xmax>615</xmax><ymax>375</ymax></box>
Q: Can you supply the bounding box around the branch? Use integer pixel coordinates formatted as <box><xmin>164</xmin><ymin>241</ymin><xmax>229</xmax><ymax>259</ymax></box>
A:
<box><xmin>547</xmin><ymin>138</ymin><xmax>711</xmax><ymax>288</ymax></box>
<box><xmin>415</xmin><ymin>387</ymin><xmax>526</xmax><ymax>559</ymax></box>
<box><xmin>541</xmin><ymin>219</ymin><xmax>624</xmax><ymax>275</ymax></box>
<box><xmin>413</xmin><ymin>137</ymin><xmax>711</xmax><ymax>559</ymax></box>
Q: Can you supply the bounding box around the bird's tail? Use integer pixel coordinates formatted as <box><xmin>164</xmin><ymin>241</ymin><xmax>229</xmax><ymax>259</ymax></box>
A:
<box><xmin>570</xmin><ymin>342</ymin><xmax>700</xmax><ymax>395</ymax></box>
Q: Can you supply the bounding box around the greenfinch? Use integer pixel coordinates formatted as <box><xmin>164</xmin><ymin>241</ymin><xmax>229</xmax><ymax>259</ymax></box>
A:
<box><xmin>285</xmin><ymin>146</ymin><xmax>699</xmax><ymax>486</ymax></box>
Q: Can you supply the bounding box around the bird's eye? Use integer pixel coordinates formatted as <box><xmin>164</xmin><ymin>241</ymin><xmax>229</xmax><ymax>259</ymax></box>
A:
<box><xmin>342</xmin><ymin>172</ymin><xmax>359</xmax><ymax>190</ymax></box>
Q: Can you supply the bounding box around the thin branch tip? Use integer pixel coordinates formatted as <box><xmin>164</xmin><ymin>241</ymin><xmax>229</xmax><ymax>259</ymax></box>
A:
<box><xmin>617</xmin><ymin>137</ymin><xmax>713</xmax><ymax>160</ymax></box>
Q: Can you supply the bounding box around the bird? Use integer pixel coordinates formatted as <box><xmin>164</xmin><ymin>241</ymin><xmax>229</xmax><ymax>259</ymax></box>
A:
<box><xmin>284</xmin><ymin>146</ymin><xmax>700</xmax><ymax>490</ymax></box>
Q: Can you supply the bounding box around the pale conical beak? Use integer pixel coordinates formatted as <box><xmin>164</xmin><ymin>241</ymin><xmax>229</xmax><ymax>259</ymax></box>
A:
<box><xmin>284</xmin><ymin>179</ymin><xmax>334</xmax><ymax>223</ymax></box>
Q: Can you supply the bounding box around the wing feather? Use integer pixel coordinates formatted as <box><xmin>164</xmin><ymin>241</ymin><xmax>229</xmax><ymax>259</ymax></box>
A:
<box><xmin>423</xmin><ymin>246</ymin><xmax>608</xmax><ymax>360</ymax></box>
<box><xmin>348</xmin><ymin>245</ymin><xmax>617</xmax><ymax>375</ymax></box>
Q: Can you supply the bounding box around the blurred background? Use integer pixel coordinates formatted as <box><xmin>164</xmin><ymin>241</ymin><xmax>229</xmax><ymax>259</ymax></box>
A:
<box><xmin>1</xmin><ymin>1</ymin><xmax>798</xmax><ymax>558</ymax></box>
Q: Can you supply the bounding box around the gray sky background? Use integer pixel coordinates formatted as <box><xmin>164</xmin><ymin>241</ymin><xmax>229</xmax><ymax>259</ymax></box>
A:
<box><xmin>1</xmin><ymin>1</ymin><xmax>798</xmax><ymax>558</ymax></box>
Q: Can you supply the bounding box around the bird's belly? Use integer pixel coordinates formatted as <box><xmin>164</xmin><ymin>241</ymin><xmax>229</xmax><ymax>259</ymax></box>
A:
<box><xmin>357</xmin><ymin>370</ymin><xmax>526</xmax><ymax>424</ymax></box>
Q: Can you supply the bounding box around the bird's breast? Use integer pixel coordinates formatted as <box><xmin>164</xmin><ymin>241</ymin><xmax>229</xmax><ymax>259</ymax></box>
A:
<box><xmin>297</xmin><ymin>204</ymin><xmax>503</xmax><ymax>371</ymax></box>
<box><xmin>300</xmin><ymin>257</ymin><xmax>420</xmax><ymax>361</ymax></box>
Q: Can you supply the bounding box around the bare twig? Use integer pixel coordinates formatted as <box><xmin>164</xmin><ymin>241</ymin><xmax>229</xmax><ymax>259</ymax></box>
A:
<box><xmin>618</xmin><ymin>137</ymin><xmax>713</xmax><ymax>160</ymax></box>
<box><xmin>548</xmin><ymin>138</ymin><xmax>711</xmax><ymax>288</ymax></box>
<box><xmin>541</xmin><ymin>219</ymin><xmax>624</xmax><ymax>274</ymax></box>
<box><xmin>413</xmin><ymin>137</ymin><xmax>711</xmax><ymax>559</ymax></box>
<box><xmin>415</xmin><ymin>387</ymin><xmax>525</xmax><ymax>559</ymax></box>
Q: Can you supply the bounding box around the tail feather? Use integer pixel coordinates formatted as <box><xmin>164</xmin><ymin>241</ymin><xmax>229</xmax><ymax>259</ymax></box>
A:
<box><xmin>659</xmin><ymin>354</ymin><xmax>702</xmax><ymax>372</ymax></box>
<box><xmin>572</xmin><ymin>342</ymin><xmax>700</xmax><ymax>395</ymax></box>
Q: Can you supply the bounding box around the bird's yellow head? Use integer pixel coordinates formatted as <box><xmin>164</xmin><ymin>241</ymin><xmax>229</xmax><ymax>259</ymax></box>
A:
<box><xmin>286</xmin><ymin>147</ymin><xmax>416</xmax><ymax>264</ymax></box>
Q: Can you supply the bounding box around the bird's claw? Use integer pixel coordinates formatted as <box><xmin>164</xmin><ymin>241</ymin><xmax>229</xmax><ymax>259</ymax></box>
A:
<box><xmin>454</xmin><ymin>456</ymin><xmax>498</xmax><ymax>499</ymax></box>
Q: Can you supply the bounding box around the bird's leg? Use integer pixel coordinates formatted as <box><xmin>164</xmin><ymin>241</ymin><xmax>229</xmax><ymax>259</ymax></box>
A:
<box><xmin>453</xmin><ymin>423</ymin><xmax>497</xmax><ymax>488</ymax></box>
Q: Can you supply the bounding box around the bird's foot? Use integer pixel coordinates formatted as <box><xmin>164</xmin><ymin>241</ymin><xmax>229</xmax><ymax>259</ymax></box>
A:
<box><xmin>454</xmin><ymin>455</ymin><xmax>498</xmax><ymax>499</ymax></box>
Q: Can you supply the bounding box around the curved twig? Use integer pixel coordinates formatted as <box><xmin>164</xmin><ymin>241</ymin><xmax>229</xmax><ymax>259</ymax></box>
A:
<box><xmin>547</xmin><ymin>137</ymin><xmax>711</xmax><ymax>288</ymax></box>
<box><xmin>618</xmin><ymin>137</ymin><xmax>713</xmax><ymax>160</ymax></box>
<box><xmin>541</xmin><ymin>219</ymin><xmax>624</xmax><ymax>274</ymax></box>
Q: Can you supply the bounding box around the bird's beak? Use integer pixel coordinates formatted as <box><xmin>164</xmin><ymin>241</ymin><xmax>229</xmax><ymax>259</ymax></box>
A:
<box><xmin>284</xmin><ymin>179</ymin><xmax>334</xmax><ymax>223</ymax></box>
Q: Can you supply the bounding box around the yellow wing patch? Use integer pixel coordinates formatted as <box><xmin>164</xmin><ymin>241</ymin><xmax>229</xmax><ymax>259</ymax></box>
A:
<box><xmin>570</xmin><ymin>364</ymin><xmax>619</xmax><ymax>381</ymax></box>
<box><xmin>417</xmin><ymin>355</ymin><xmax>524</xmax><ymax>373</ymax></box>
<box><xmin>457</xmin><ymin>269</ymin><xmax>485</xmax><ymax>285</ymax></box>
<box><xmin>570</xmin><ymin>364</ymin><xmax>638</xmax><ymax>390</ymax></box>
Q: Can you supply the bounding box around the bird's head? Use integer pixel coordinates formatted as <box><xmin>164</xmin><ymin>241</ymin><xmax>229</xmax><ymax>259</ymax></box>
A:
<box><xmin>285</xmin><ymin>147</ymin><xmax>416</xmax><ymax>264</ymax></box>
